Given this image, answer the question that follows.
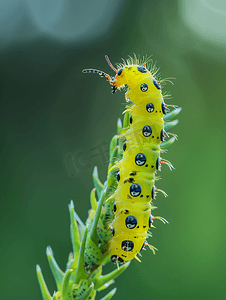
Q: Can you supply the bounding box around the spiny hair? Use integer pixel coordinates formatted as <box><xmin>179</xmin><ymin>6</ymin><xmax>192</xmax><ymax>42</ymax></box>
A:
<box><xmin>115</xmin><ymin>54</ymin><xmax>160</xmax><ymax>77</ymax></box>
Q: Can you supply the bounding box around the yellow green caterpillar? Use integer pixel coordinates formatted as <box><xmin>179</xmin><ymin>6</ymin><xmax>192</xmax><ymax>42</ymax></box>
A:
<box><xmin>83</xmin><ymin>55</ymin><xmax>180</xmax><ymax>266</ymax></box>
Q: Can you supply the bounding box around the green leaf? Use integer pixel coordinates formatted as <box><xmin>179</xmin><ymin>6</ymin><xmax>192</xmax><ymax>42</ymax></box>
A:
<box><xmin>90</xmin><ymin>188</ymin><xmax>98</xmax><ymax>211</ymax></box>
<box><xmin>100</xmin><ymin>288</ymin><xmax>117</xmax><ymax>300</ymax></box>
<box><xmin>97</xmin><ymin>279</ymin><xmax>114</xmax><ymax>291</ymax></box>
<box><xmin>36</xmin><ymin>265</ymin><xmax>51</xmax><ymax>300</ymax></box>
<box><xmin>94</xmin><ymin>261</ymin><xmax>130</xmax><ymax>290</ymax></box>
<box><xmin>46</xmin><ymin>246</ymin><xmax>64</xmax><ymax>291</ymax></box>
<box><xmin>89</xmin><ymin>187</ymin><xmax>109</xmax><ymax>244</ymax></box>
<box><xmin>74</xmin><ymin>228</ymin><xmax>89</xmax><ymax>284</ymax></box>
<box><xmin>108</xmin><ymin>146</ymin><xmax>119</xmax><ymax>172</ymax></box>
<box><xmin>117</xmin><ymin>118</ymin><xmax>122</xmax><ymax>134</ymax></box>
<box><xmin>101</xmin><ymin>253</ymin><xmax>111</xmax><ymax>265</ymax></box>
<box><xmin>164</xmin><ymin>119</ymin><xmax>179</xmax><ymax>131</ymax></box>
<box><xmin>61</xmin><ymin>269</ymin><xmax>73</xmax><ymax>300</ymax></box>
<box><xmin>69</xmin><ymin>202</ymin><xmax>81</xmax><ymax>267</ymax></box>
<box><xmin>163</xmin><ymin>107</ymin><xmax>182</xmax><ymax>121</ymax></box>
<box><xmin>93</xmin><ymin>166</ymin><xmax>104</xmax><ymax>199</ymax></box>
<box><xmin>71</xmin><ymin>201</ymin><xmax>85</xmax><ymax>229</ymax></box>
<box><xmin>52</xmin><ymin>292</ymin><xmax>57</xmax><ymax>300</ymax></box>
<box><xmin>107</xmin><ymin>171</ymin><xmax>117</xmax><ymax>189</ymax></box>
<box><xmin>85</xmin><ymin>237</ymin><xmax>104</xmax><ymax>267</ymax></box>
<box><xmin>66</xmin><ymin>252</ymin><xmax>74</xmax><ymax>271</ymax></box>
<box><xmin>52</xmin><ymin>291</ymin><xmax>61</xmax><ymax>300</ymax></box>
<box><xmin>117</xmin><ymin>125</ymin><xmax>125</xmax><ymax>155</ymax></box>
<box><xmin>123</xmin><ymin>111</ymin><xmax>130</xmax><ymax>128</ymax></box>
<box><xmin>78</xmin><ymin>283</ymin><xmax>95</xmax><ymax>300</ymax></box>
<box><xmin>109</xmin><ymin>135</ymin><xmax>117</xmax><ymax>160</ymax></box>
<box><xmin>117</xmin><ymin>140</ymin><xmax>124</xmax><ymax>159</ymax></box>
<box><xmin>160</xmin><ymin>136</ymin><xmax>176</xmax><ymax>149</ymax></box>
<box><xmin>71</xmin><ymin>201</ymin><xmax>85</xmax><ymax>238</ymax></box>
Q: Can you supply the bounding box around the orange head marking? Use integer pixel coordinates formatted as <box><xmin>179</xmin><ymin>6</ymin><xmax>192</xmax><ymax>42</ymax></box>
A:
<box><xmin>105</xmin><ymin>55</ymin><xmax>119</xmax><ymax>93</ymax></box>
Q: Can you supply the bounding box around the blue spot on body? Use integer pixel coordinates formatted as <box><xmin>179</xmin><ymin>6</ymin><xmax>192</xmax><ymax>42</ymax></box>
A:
<box><xmin>117</xmin><ymin>68</ymin><xmax>123</xmax><ymax>76</ymax></box>
<box><xmin>153</xmin><ymin>78</ymin><xmax>160</xmax><ymax>89</ymax></box>
<box><xmin>140</xmin><ymin>83</ymin><xmax>148</xmax><ymax>92</ymax></box>
<box><xmin>137</xmin><ymin>66</ymin><xmax>148</xmax><ymax>73</ymax></box>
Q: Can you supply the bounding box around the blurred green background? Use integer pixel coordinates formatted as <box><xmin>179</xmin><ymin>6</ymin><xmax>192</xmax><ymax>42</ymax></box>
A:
<box><xmin>1</xmin><ymin>0</ymin><xmax>226</xmax><ymax>299</ymax></box>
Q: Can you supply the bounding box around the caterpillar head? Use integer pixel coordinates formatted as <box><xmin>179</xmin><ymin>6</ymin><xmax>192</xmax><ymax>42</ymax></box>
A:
<box><xmin>82</xmin><ymin>55</ymin><xmax>161</xmax><ymax>96</ymax></box>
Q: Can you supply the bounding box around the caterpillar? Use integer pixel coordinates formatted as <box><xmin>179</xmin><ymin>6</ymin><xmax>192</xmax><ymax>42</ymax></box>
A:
<box><xmin>82</xmin><ymin>55</ymin><xmax>180</xmax><ymax>267</ymax></box>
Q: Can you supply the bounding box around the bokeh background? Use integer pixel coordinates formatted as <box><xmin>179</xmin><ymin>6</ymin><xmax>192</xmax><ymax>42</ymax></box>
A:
<box><xmin>1</xmin><ymin>0</ymin><xmax>226</xmax><ymax>299</ymax></box>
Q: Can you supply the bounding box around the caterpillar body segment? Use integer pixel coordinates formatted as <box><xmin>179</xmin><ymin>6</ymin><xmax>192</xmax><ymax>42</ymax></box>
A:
<box><xmin>116</xmin><ymin>175</ymin><xmax>155</xmax><ymax>196</ymax></box>
<box><xmin>124</xmin><ymin>118</ymin><xmax>164</xmax><ymax>145</ymax></box>
<box><xmin>82</xmin><ymin>55</ymin><xmax>179</xmax><ymax>265</ymax></box>
<box><xmin>107</xmin><ymin>62</ymin><xmax>163</xmax><ymax>262</ymax></box>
